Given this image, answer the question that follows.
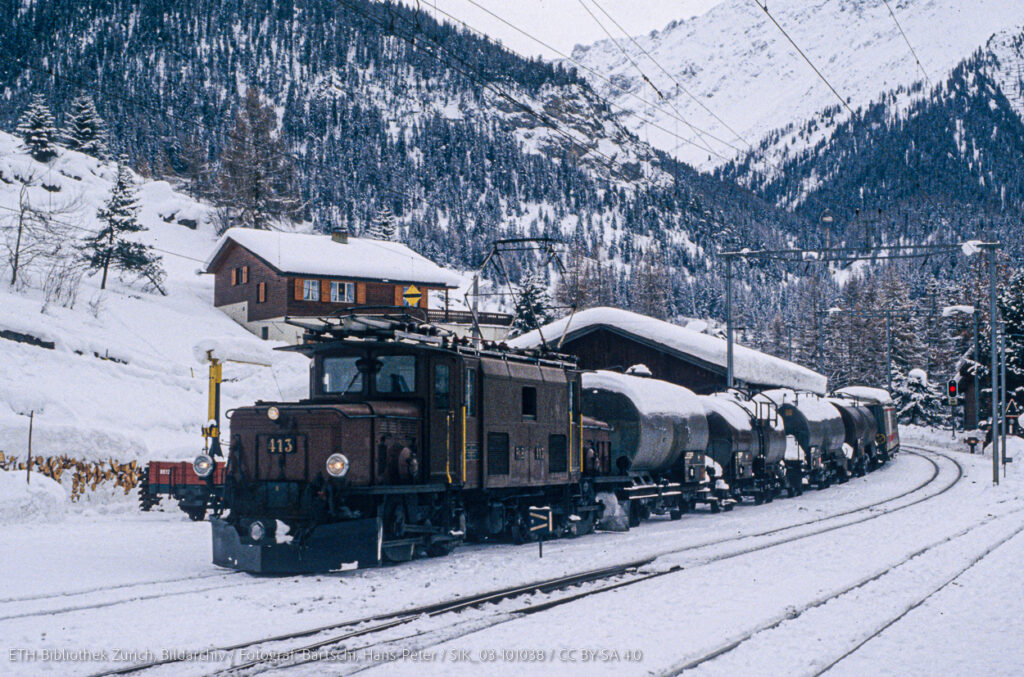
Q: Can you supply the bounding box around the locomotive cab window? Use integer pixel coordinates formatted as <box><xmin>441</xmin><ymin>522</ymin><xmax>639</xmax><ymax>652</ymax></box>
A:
<box><xmin>434</xmin><ymin>363</ymin><xmax>450</xmax><ymax>409</ymax></box>
<box><xmin>375</xmin><ymin>355</ymin><xmax>416</xmax><ymax>393</ymax></box>
<box><xmin>521</xmin><ymin>387</ymin><xmax>537</xmax><ymax>420</ymax></box>
<box><xmin>322</xmin><ymin>356</ymin><xmax>364</xmax><ymax>394</ymax></box>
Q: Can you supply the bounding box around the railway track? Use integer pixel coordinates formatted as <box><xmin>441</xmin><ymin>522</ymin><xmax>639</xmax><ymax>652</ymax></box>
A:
<box><xmin>92</xmin><ymin>448</ymin><xmax>958</xmax><ymax>677</ymax></box>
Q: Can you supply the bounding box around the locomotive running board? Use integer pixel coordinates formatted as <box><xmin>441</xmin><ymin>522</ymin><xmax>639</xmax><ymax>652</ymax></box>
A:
<box><xmin>211</xmin><ymin>517</ymin><xmax>382</xmax><ymax>574</ymax></box>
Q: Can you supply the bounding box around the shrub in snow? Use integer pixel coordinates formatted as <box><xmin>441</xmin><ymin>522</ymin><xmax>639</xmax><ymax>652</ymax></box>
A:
<box><xmin>0</xmin><ymin>470</ymin><xmax>67</xmax><ymax>523</ymax></box>
<box><xmin>16</xmin><ymin>94</ymin><xmax>58</xmax><ymax>163</ymax></box>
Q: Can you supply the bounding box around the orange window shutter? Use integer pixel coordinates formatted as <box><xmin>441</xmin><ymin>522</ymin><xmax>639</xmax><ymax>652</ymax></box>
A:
<box><xmin>394</xmin><ymin>286</ymin><xmax>403</xmax><ymax>307</ymax></box>
<box><xmin>242</xmin><ymin>266</ymin><xmax>249</xmax><ymax>284</ymax></box>
<box><xmin>356</xmin><ymin>283</ymin><xmax>366</xmax><ymax>304</ymax></box>
<box><xmin>321</xmin><ymin>279</ymin><xmax>330</xmax><ymax>302</ymax></box>
<box><xmin>420</xmin><ymin>288</ymin><xmax>428</xmax><ymax>308</ymax></box>
<box><xmin>258</xmin><ymin>282</ymin><xmax>266</xmax><ymax>303</ymax></box>
<box><xmin>294</xmin><ymin>278</ymin><xmax>303</xmax><ymax>301</ymax></box>
<box><xmin>231</xmin><ymin>268</ymin><xmax>237</xmax><ymax>285</ymax></box>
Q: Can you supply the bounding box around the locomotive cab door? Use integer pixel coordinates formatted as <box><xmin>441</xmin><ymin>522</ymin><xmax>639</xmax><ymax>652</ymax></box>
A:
<box><xmin>428</xmin><ymin>356</ymin><xmax>459</xmax><ymax>485</ymax></box>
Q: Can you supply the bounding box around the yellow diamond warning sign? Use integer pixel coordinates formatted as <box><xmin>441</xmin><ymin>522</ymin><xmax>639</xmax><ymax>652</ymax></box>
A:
<box><xmin>402</xmin><ymin>285</ymin><xmax>422</xmax><ymax>307</ymax></box>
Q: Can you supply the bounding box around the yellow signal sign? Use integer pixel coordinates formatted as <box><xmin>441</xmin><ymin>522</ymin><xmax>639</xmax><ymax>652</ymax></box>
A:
<box><xmin>402</xmin><ymin>285</ymin><xmax>422</xmax><ymax>307</ymax></box>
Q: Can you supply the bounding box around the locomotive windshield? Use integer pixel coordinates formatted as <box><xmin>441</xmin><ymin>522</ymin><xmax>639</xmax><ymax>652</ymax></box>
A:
<box><xmin>318</xmin><ymin>352</ymin><xmax>418</xmax><ymax>397</ymax></box>
<box><xmin>322</xmin><ymin>356</ymin><xmax>364</xmax><ymax>394</ymax></box>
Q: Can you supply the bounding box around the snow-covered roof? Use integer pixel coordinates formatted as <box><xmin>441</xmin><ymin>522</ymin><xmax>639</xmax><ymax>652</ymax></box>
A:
<box><xmin>205</xmin><ymin>228</ymin><xmax>461</xmax><ymax>288</ymax></box>
<box><xmin>833</xmin><ymin>386</ymin><xmax>894</xmax><ymax>405</ymax></box>
<box><xmin>510</xmin><ymin>307</ymin><xmax>827</xmax><ymax>394</ymax></box>
<box><xmin>582</xmin><ymin>370</ymin><xmax>705</xmax><ymax>420</ymax></box>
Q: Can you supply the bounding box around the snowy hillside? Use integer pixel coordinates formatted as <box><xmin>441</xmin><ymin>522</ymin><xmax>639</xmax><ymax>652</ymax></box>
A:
<box><xmin>0</xmin><ymin>132</ymin><xmax>308</xmax><ymax>469</ymax></box>
<box><xmin>570</xmin><ymin>0</ymin><xmax>1024</xmax><ymax>170</ymax></box>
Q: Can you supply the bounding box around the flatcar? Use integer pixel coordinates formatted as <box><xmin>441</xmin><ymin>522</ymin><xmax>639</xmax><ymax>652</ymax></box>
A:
<box><xmin>211</xmin><ymin>314</ymin><xmax>601</xmax><ymax>573</ymax></box>
<box><xmin>138</xmin><ymin>459</ymin><xmax>226</xmax><ymax>521</ymax></box>
<box><xmin>581</xmin><ymin>370</ymin><xmax>712</xmax><ymax>520</ymax></box>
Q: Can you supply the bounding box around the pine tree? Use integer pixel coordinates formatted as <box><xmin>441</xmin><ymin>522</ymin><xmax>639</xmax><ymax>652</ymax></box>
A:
<box><xmin>892</xmin><ymin>368</ymin><xmax>949</xmax><ymax>427</ymax></box>
<box><xmin>63</xmin><ymin>95</ymin><xmax>108</xmax><ymax>159</ymax></box>
<box><xmin>998</xmin><ymin>268</ymin><xmax>1024</xmax><ymax>408</ymax></box>
<box><xmin>84</xmin><ymin>161</ymin><xmax>165</xmax><ymax>294</ymax></box>
<box><xmin>366</xmin><ymin>205</ymin><xmax>397</xmax><ymax>240</ymax></box>
<box><xmin>214</xmin><ymin>87</ymin><xmax>302</xmax><ymax>231</ymax></box>
<box><xmin>16</xmin><ymin>94</ymin><xmax>58</xmax><ymax>162</ymax></box>
<box><xmin>512</xmin><ymin>273</ymin><xmax>554</xmax><ymax>334</ymax></box>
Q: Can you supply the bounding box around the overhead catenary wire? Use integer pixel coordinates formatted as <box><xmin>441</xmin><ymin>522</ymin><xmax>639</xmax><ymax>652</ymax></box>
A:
<box><xmin>574</xmin><ymin>0</ymin><xmax>720</xmax><ymax>159</ymax></box>
<box><xmin>588</xmin><ymin>0</ymin><xmax>755</xmax><ymax>151</ymax></box>
<box><xmin>881</xmin><ymin>0</ymin><xmax>932</xmax><ymax>87</ymax></box>
<box><xmin>451</xmin><ymin>0</ymin><xmax>744</xmax><ymax>159</ymax></box>
<box><xmin>751</xmin><ymin>0</ymin><xmax>856</xmax><ymax>117</ymax></box>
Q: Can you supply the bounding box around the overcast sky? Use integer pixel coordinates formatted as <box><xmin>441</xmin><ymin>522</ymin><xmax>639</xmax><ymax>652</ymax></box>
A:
<box><xmin>397</xmin><ymin>0</ymin><xmax>724</xmax><ymax>60</ymax></box>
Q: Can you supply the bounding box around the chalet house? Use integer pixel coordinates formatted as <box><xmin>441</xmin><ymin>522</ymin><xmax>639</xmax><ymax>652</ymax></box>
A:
<box><xmin>204</xmin><ymin>228</ymin><xmax>466</xmax><ymax>343</ymax></box>
<box><xmin>509</xmin><ymin>307</ymin><xmax>827</xmax><ymax>395</ymax></box>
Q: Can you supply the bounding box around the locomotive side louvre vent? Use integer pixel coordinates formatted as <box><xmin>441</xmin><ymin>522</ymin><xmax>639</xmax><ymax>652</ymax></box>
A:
<box><xmin>548</xmin><ymin>434</ymin><xmax>568</xmax><ymax>474</ymax></box>
<box><xmin>487</xmin><ymin>432</ymin><xmax>509</xmax><ymax>476</ymax></box>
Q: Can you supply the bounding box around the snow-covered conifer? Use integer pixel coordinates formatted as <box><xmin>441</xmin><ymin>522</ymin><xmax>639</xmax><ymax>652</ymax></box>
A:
<box><xmin>63</xmin><ymin>95</ymin><xmax>109</xmax><ymax>159</ymax></box>
<box><xmin>366</xmin><ymin>205</ymin><xmax>397</xmax><ymax>241</ymax></box>
<box><xmin>84</xmin><ymin>160</ymin><xmax>165</xmax><ymax>294</ymax></box>
<box><xmin>16</xmin><ymin>94</ymin><xmax>58</xmax><ymax>162</ymax></box>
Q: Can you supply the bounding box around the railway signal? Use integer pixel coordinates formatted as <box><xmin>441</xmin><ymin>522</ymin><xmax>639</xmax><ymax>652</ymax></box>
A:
<box><xmin>947</xmin><ymin>380</ymin><xmax>958</xmax><ymax>406</ymax></box>
<box><xmin>529</xmin><ymin>505</ymin><xmax>553</xmax><ymax>558</ymax></box>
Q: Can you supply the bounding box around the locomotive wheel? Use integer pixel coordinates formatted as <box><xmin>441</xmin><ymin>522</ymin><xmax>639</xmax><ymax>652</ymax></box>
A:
<box><xmin>786</xmin><ymin>486</ymin><xmax>796</xmax><ymax>498</ymax></box>
<box><xmin>710</xmin><ymin>499</ymin><xmax>721</xmax><ymax>514</ymax></box>
<box><xmin>754</xmin><ymin>492</ymin><xmax>764</xmax><ymax>506</ymax></box>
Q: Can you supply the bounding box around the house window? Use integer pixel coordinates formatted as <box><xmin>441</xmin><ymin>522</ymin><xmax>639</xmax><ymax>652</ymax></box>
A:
<box><xmin>302</xmin><ymin>279</ymin><xmax>320</xmax><ymax>301</ymax></box>
<box><xmin>521</xmin><ymin>387</ymin><xmax>537</xmax><ymax>420</ymax></box>
<box><xmin>330</xmin><ymin>281</ymin><xmax>355</xmax><ymax>303</ymax></box>
<box><xmin>257</xmin><ymin>282</ymin><xmax>266</xmax><ymax>303</ymax></box>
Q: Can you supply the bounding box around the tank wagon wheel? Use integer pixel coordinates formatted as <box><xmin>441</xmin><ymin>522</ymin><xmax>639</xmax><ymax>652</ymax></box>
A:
<box><xmin>709</xmin><ymin>499</ymin><xmax>721</xmax><ymax>514</ymax></box>
<box><xmin>426</xmin><ymin>540</ymin><xmax>456</xmax><ymax>557</ymax></box>
<box><xmin>627</xmin><ymin>500</ymin><xmax>643</xmax><ymax>527</ymax></box>
<box><xmin>669</xmin><ymin>508</ymin><xmax>682</xmax><ymax>521</ymax></box>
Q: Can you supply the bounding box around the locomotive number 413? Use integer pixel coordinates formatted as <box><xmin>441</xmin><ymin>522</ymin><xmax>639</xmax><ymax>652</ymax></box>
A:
<box><xmin>266</xmin><ymin>436</ymin><xmax>297</xmax><ymax>454</ymax></box>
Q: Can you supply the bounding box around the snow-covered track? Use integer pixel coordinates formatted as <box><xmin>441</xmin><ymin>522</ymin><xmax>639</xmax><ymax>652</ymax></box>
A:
<box><xmin>0</xmin><ymin>573</ymin><xmax>265</xmax><ymax>623</ymax></box>
<box><xmin>0</xmin><ymin>570</ymin><xmax>242</xmax><ymax>605</ymax></box>
<box><xmin>810</xmin><ymin>520</ymin><xmax>1024</xmax><ymax>676</ymax></box>
<box><xmin>662</xmin><ymin>506</ymin><xmax>1024</xmax><ymax>674</ymax></box>
<box><xmin>260</xmin><ymin>449</ymin><xmax>965</xmax><ymax>675</ymax></box>
<box><xmin>85</xmin><ymin>561</ymin><xmax>651</xmax><ymax>677</ymax></box>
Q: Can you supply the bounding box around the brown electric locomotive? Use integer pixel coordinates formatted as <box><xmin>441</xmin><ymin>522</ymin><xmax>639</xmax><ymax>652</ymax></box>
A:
<box><xmin>212</xmin><ymin>313</ymin><xmax>603</xmax><ymax>573</ymax></box>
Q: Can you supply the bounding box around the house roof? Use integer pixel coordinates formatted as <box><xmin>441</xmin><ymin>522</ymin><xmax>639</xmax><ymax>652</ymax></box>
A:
<box><xmin>508</xmin><ymin>307</ymin><xmax>827</xmax><ymax>394</ymax></box>
<box><xmin>205</xmin><ymin>228</ymin><xmax>461</xmax><ymax>288</ymax></box>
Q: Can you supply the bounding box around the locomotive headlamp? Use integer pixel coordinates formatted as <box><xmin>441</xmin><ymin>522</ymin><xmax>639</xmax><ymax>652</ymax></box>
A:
<box><xmin>249</xmin><ymin>520</ymin><xmax>266</xmax><ymax>542</ymax></box>
<box><xmin>193</xmin><ymin>454</ymin><xmax>214</xmax><ymax>478</ymax></box>
<box><xmin>267</xmin><ymin>406</ymin><xmax>280</xmax><ymax>421</ymax></box>
<box><xmin>326</xmin><ymin>453</ymin><xmax>350</xmax><ymax>478</ymax></box>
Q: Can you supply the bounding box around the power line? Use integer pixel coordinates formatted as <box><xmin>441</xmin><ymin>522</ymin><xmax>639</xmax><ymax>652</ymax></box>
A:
<box><xmin>454</xmin><ymin>0</ymin><xmax>740</xmax><ymax>158</ymax></box>
<box><xmin>574</xmin><ymin>0</ymin><xmax>720</xmax><ymax>159</ymax></box>
<box><xmin>588</xmin><ymin>0</ymin><xmax>755</xmax><ymax>151</ymax></box>
<box><xmin>751</xmin><ymin>0</ymin><xmax>855</xmax><ymax>117</ymax></box>
<box><xmin>0</xmin><ymin>202</ymin><xmax>207</xmax><ymax>263</ymax></box>
<box><xmin>881</xmin><ymin>0</ymin><xmax>932</xmax><ymax>87</ymax></box>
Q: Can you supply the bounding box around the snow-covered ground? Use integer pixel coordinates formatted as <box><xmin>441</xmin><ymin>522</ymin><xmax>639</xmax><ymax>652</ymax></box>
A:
<box><xmin>1</xmin><ymin>435</ymin><xmax>1021</xmax><ymax>676</ymax></box>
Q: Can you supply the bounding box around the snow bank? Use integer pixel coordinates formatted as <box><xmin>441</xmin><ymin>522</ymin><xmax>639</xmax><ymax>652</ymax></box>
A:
<box><xmin>595</xmin><ymin>491</ymin><xmax>628</xmax><ymax>531</ymax></box>
<box><xmin>192</xmin><ymin>337</ymin><xmax>273</xmax><ymax>366</ymax></box>
<box><xmin>0</xmin><ymin>470</ymin><xmax>67</xmax><ymax>523</ymax></box>
<box><xmin>512</xmin><ymin>307</ymin><xmax>826</xmax><ymax>393</ymax></box>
